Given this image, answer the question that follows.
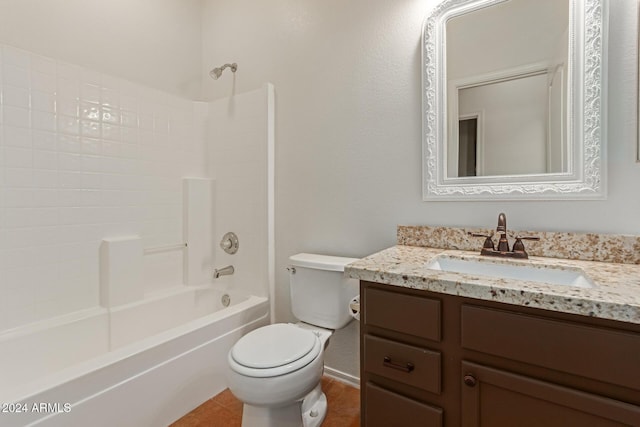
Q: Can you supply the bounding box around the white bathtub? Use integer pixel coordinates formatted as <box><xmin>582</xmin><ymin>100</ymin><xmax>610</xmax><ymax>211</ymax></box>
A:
<box><xmin>0</xmin><ymin>286</ymin><xmax>269</xmax><ymax>427</ymax></box>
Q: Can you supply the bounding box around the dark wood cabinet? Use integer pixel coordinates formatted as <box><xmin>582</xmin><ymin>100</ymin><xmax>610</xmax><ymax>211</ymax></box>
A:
<box><xmin>360</xmin><ymin>281</ymin><xmax>640</xmax><ymax>426</ymax></box>
<box><xmin>461</xmin><ymin>361</ymin><xmax>640</xmax><ymax>426</ymax></box>
<box><xmin>364</xmin><ymin>334</ymin><xmax>441</xmax><ymax>394</ymax></box>
<box><xmin>365</xmin><ymin>382</ymin><xmax>443</xmax><ymax>427</ymax></box>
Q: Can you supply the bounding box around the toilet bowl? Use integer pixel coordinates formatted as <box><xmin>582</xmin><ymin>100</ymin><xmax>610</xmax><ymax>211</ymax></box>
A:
<box><xmin>227</xmin><ymin>323</ymin><xmax>332</xmax><ymax>427</ymax></box>
<box><xmin>226</xmin><ymin>253</ymin><xmax>359</xmax><ymax>427</ymax></box>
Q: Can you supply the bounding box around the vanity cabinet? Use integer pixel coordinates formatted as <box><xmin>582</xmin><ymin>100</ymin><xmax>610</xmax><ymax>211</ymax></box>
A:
<box><xmin>360</xmin><ymin>281</ymin><xmax>640</xmax><ymax>426</ymax></box>
<box><xmin>461</xmin><ymin>361</ymin><xmax>639</xmax><ymax>426</ymax></box>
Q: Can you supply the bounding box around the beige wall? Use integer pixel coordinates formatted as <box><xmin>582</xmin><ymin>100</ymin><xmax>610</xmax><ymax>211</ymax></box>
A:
<box><xmin>0</xmin><ymin>0</ymin><xmax>203</xmax><ymax>98</ymax></box>
<box><xmin>201</xmin><ymin>0</ymin><xmax>640</xmax><ymax>379</ymax></box>
<box><xmin>0</xmin><ymin>0</ymin><xmax>637</xmax><ymax>381</ymax></box>
<box><xmin>447</xmin><ymin>0</ymin><xmax>569</xmax><ymax>80</ymax></box>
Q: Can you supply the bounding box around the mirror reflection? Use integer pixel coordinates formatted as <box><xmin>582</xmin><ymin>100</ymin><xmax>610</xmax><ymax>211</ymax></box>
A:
<box><xmin>446</xmin><ymin>0</ymin><xmax>570</xmax><ymax>178</ymax></box>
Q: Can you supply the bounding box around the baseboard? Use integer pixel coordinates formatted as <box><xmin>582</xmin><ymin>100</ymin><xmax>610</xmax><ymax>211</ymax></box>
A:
<box><xmin>323</xmin><ymin>366</ymin><xmax>360</xmax><ymax>389</ymax></box>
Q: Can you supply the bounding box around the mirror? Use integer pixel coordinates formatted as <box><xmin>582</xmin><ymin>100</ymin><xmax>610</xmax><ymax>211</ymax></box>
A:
<box><xmin>422</xmin><ymin>0</ymin><xmax>608</xmax><ymax>200</ymax></box>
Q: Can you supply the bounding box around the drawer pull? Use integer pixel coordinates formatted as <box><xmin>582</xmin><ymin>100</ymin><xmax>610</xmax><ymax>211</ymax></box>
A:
<box><xmin>383</xmin><ymin>356</ymin><xmax>415</xmax><ymax>373</ymax></box>
<box><xmin>463</xmin><ymin>374</ymin><xmax>477</xmax><ymax>387</ymax></box>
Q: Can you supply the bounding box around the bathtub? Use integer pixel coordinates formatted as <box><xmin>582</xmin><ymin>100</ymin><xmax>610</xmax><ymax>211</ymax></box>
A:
<box><xmin>0</xmin><ymin>286</ymin><xmax>269</xmax><ymax>427</ymax></box>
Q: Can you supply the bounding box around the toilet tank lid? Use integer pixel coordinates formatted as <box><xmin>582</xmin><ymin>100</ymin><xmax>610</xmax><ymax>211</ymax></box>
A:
<box><xmin>289</xmin><ymin>253</ymin><xmax>360</xmax><ymax>272</ymax></box>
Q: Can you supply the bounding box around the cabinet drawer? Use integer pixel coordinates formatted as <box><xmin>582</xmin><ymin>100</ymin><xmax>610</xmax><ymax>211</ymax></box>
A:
<box><xmin>364</xmin><ymin>287</ymin><xmax>441</xmax><ymax>341</ymax></box>
<box><xmin>461</xmin><ymin>305</ymin><xmax>640</xmax><ymax>390</ymax></box>
<box><xmin>365</xmin><ymin>382</ymin><xmax>443</xmax><ymax>427</ymax></box>
<box><xmin>364</xmin><ymin>334</ymin><xmax>441</xmax><ymax>394</ymax></box>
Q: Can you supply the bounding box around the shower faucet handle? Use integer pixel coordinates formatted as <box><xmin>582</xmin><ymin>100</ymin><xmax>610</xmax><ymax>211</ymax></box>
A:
<box><xmin>220</xmin><ymin>232</ymin><xmax>239</xmax><ymax>254</ymax></box>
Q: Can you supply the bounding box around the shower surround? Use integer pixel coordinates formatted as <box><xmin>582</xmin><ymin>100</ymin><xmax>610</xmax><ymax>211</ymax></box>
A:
<box><xmin>0</xmin><ymin>43</ymin><xmax>274</xmax><ymax>426</ymax></box>
<box><xmin>0</xmin><ymin>43</ymin><xmax>209</xmax><ymax>330</ymax></box>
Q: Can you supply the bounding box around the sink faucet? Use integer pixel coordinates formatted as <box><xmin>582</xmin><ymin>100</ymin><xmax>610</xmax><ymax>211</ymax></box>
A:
<box><xmin>213</xmin><ymin>265</ymin><xmax>234</xmax><ymax>278</ymax></box>
<box><xmin>496</xmin><ymin>212</ymin><xmax>510</xmax><ymax>252</ymax></box>
<box><xmin>469</xmin><ymin>213</ymin><xmax>539</xmax><ymax>259</ymax></box>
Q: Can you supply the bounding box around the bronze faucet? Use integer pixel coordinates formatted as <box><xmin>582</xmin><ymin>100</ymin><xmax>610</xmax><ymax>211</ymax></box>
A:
<box><xmin>469</xmin><ymin>213</ymin><xmax>539</xmax><ymax>259</ymax></box>
<box><xmin>496</xmin><ymin>212</ymin><xmax>509</xmax><ymax>252</ymax></box>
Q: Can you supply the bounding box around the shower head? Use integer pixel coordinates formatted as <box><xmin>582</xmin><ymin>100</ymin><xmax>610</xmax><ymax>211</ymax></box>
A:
<box><xmin>211</xmin><ymin>68</ymin><xmax>223</xmax><ymax>79</ymax></box>
<box><xmin>210</xmin><ymin>63</ymin><xmax>238</xmax><ymax>80</ymax></box>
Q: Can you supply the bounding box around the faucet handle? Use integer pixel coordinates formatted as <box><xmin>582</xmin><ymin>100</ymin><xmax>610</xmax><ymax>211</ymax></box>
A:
<box><xmin>512</xmin><ymin>236</ymin><xmax>540</xmax><ymax>254</ymax></box>
<box><xmin>468</xmin><ymin>232</ymin><xmax>495</xmax><ymax>250</ymax></box>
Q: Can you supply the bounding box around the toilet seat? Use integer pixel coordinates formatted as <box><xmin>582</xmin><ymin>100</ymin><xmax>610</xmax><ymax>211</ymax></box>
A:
<box><xmin>229</xmin><ymin>324</ymin><xmax>322</xmax><ymax>378</ymax></box>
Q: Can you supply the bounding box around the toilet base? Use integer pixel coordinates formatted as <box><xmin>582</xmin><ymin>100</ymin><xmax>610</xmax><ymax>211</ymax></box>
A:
<box><xmin>241</xmin><ymin>383</ymin><xmax>327</xmax><ymax>427</ymax></box>
<box><xmin>301</xmin><ymin>383</ymin><xmax>327</xmax><ymax>427</ymax></box>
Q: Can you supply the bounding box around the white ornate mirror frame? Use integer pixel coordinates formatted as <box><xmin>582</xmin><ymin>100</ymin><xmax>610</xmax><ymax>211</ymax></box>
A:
<box><xmin>422</xmin><ymin>0</ymin><xmax>608</xmax><ymax>200</ymax></box>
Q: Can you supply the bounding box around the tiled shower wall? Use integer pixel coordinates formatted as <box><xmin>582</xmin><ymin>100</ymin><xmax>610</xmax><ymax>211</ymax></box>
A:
<box><xmin>0</xmin><ymin>44</ymin><xmax>208</xmax><ymax>332</ymax></box>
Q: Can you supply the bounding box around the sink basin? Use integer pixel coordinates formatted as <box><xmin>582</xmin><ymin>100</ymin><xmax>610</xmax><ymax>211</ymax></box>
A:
<box><xmin>425</xmin><ymin>256</ymin><xmax>595</xmax><ymax>288</ymax></box>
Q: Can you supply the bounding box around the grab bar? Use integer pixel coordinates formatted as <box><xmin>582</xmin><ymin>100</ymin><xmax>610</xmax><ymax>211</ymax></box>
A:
<box><xmin>143</xmin><ymin>242</ymin><xmax>188</xmax><ymax>255</ymax></box>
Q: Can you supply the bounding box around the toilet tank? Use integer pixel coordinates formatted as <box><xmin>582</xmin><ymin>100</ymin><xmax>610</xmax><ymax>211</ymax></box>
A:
<box><xmin>289</xmin><ymin>253</ymin><xmax>359</xmax><ymax>330</ymax></box>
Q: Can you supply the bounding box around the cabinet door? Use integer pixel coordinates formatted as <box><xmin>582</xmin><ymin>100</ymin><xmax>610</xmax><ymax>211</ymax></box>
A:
<box><xmin>461</xmin><ymin>361</ymin><xmax>640</xmax><ymax>427</ymax></box>
<box><xmin>365</xmin><ymin>382</ymin><xmax>442</xmax><ymax>427</ymax></box>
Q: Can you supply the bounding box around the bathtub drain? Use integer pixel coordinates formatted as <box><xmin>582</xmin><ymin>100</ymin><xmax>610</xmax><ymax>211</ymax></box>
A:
<box><xmin>221</xmin><ymin>294</ymin><xmax>231</xmax><ymax>307</ymax></box>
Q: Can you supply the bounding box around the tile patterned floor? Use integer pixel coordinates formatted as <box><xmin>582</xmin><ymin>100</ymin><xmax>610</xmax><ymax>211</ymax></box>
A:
<box><xmin>169</xmin><ymin>376</ymin><xmax>360</xmax><ymax>427</ymax></box>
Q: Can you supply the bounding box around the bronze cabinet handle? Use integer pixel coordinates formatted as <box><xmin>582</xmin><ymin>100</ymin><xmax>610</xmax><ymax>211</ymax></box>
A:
<box><xmin>383</xmin><ymin>356</ymin><xmax>415</xmax><ymax>373</ymax></box>
<box><xmin>463</xmin><ymin>374</ymin><xmax>477</xmax><ymax>387</ymax></box>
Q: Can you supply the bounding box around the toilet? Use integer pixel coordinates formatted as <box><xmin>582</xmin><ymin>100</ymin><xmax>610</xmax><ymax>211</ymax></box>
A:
<box><xmin>226</xmin><ymin>253</ymin><xmax>359</xmax><ymax>427</ymax></box>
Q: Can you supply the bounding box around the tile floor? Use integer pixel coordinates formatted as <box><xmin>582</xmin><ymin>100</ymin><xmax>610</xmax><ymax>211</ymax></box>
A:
<box><xmin>169</xmin><ymin>376</ymin><xmax>360</xmax><ymax>427</ymax></box>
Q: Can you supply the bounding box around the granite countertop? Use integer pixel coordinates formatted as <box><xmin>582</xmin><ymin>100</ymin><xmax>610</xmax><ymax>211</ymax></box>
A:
<box><xmin>345</xmin><ymin>245</ymin><xmax>640</xmax><ymax>325</ymax></box>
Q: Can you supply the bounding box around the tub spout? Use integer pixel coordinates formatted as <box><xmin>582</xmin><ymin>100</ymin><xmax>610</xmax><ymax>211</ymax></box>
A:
<box><xmin>213</xmin><ymin>265</ymin><xmax>234</xmax><ymax>279</ymax></box>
